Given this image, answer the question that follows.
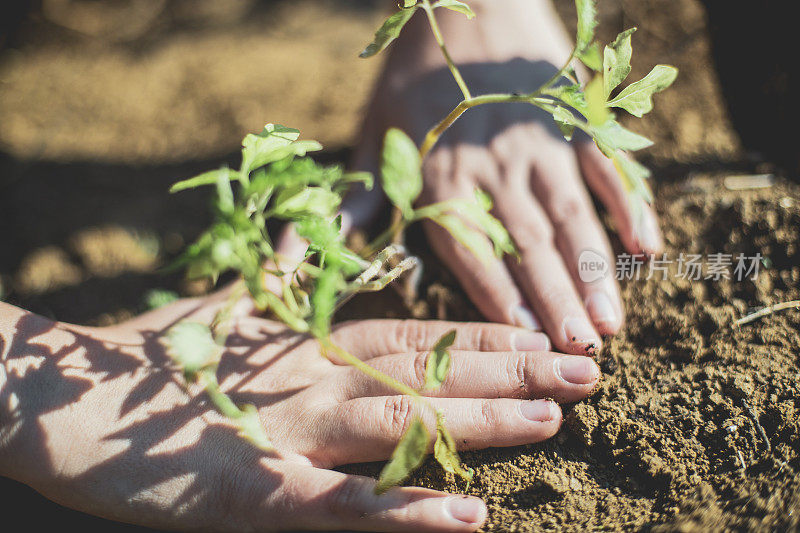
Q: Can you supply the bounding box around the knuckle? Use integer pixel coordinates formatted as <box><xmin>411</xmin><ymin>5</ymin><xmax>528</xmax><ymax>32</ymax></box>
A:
<box><xmin>515</xmin><ymin>217</ymin><xmax>555</xmax><ymax>253</ymax></box>
<box><xmin>381</xmin><ymin>395</ymin><xmax>416</xmax><ymax>437</ymax></box>
<box><xmin>511</xmin><ymin>353</ymin><xmax>537</xmax><ymax>398</ymax></box>
<box><xmin>549</xmin><ymin>193</ymin><xmax>593</xmax><ymax>231</ymax></box>
<box><xmin>411</xmin><ymin>351</ymin><xmax>430</xmax><ymax>390</ymax></box>
<box><xmin>476</xmin><ymin>399</ymin><xmax>499</xmax><ymax>430</ymax></box>
<box><xmin>395</xmin><ymin>320</ymin><xmax>429</xmax><ymax>352</ymax></box>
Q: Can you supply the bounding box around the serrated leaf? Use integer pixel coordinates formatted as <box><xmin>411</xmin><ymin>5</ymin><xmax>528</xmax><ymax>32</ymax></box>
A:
<box><xmin>545</xmin><ymin>84</ymin><xmax>587</xmax><ymax>115</ymax></box>
<box><xmin>576</xmin><ymin>42</ymin><xmax>602</xmax><ymax>71</ymax></box>
<box><xmin>171</xmin><ymin>168</ymin><xmax>238</xmax><ymax>193</ymax></box>
<box><xmin>360</xmin><ymin>7</ymin><xmax>418</xmax><ymax>59</ymax></box>
<box><xmin>575</xmin><ymin>0</ymin><xmax>597</xmax><ymax>52</ymax></box>
<box><xmin>165</xmin><ymin>322</ymin><xmax>221</xmax><ymax>375</ymax></box>
<box><xmin>381</xmin><ymin>128</ymin><xmax>422</xmax><ymax>218</ymax></box>
<box><xmin>584</xmin><ymin>75</ymin><xmax>610</xmax><ymax>126</ymax></box>
<box><xmin>434</xmin><ymin>413</ymin><xmax>474</xmax><ymax>482</ymax></box>
<box><xmin>425</xmin><ymin>330</ymin><xmax>455</xmax><ymax>390</ymax></box>
<box><xmin>376</xmin><ymin>417</ymin><xmax>429</xmax><ymax>494</ymax></box>
<box><xmin>591</xmin><ymin>120</ymin><xmax>653</xmax><ymax>153</ymax></box>
<box><xmin>603</xmin><ymin>28</ymin><xmax>636</xmax><ymax>98</ymax></box>
<box><xmin>607</xmin><ymin>65</ymin><xmax>678</xmax><ymax>117</ymax></box>
<box><xmin>434</xmin><ymin>0</ymin><xmax>475</xmax><ymax>19</ymax></box>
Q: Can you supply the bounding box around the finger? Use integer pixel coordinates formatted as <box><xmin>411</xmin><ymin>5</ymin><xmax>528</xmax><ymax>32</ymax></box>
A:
<box><xmin>422</xmin><ymin>146</ymin><xmax>543</xmax><ymax>331</ymax></box>
<box><xmin>528</xmin><ymin>146</ymin><xmax>624</xmax><ymax>334</ymax></box>
<box><xmin>314</xmin><ymin>396</ymin><xmax>562</xmax><ymax>465</ymax></box>
<box><xmin>487</xmin><ymin>178</ymin><xmax>601</xmax><ymax>354</ymax></box>
<box><xmin>249</xmin><ymin>461</ymin><xmax>486</xmax><ymax>532</ymax></box>
<box><xmin>330</xmin><ymin>319</ymin><xmax>550</xmax><ymax>360</ymax></box>
<box><xmin>575</xmin><ymin>142</ymin><xmax>663</xmax><ymax>255</ymax></box>
<box><xmin>334</xmin><ymin>350</ymin><xmax>599</xmax><ymax>402</ymax></box>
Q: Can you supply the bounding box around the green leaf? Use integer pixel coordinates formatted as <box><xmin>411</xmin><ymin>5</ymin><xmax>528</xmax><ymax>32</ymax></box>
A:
<box><xmin>552</xmin><ymin>106</ymin><xmax>579</xmax><ymax>141</ymax></box>
<box><xmin>545</xmin><ymin>84</ymin><xmax>587</xmax><ymax>115</ymax></box>
<box><xmin>460</xmin><ymin>190</ymin><xmax>516</xmax><ymax>258</ymax></box>
<box><xmin>376</xmin><ymin>417</ymin><xmax>429</xmax><ymax>494</ymax></box>
<box><xmin>171</xmin><ymin>168</ymin><xmax>238</xmax><ymax>193</ymax></box>
<box><xmin>241</xmin><ymin>124</ymin><xmax>322</xmax><ymax>175</ymax></box>
<box><xmin>430</xmin><ymin>213</ymin><xmax>495</xmax><ymax>264</ymax></box>
<box><xmin>606</xmin><ymin>65</ymin><xmax>678</xmax><ymax>117</ymax></box>
<box><xmin>236</xmin><ymin>404</ymin><xmax>274</xmax><ymax>451</ymax></box>
<box><xmin>584</xmin><ymin>75</ymin><xmax>611</xmax><ymax>127</ymax></box>
<box><xmin>360</xmin><ymin>7</ymin><xmax>418</xmax><ymax>59</ymax></box>
<box><xmin>575</xmin><ymin>0</ymin><xmax>598</xmax><ymax>52</ymax></box>
<box><xmin>164</xmin><ymin>322</ymin><xmax>221</xmax><ymax>376</ymax></box>
<box><xmin>271</xmin><ymin>187</ymin><xmax>341</xmax><ymax>218</ymax></box>
<box><xmin>434</xmin><ymin>413</ymin><xmax>474</xmax><ymax>482</ymax></box>
<box><xmin>433</xmin><ymin>0</ymin><xmax>475</xmax><ymax>19</ymax></box>
<box><xmin>603</xmin><ymin>28</ymin><xmax>636</xmax><ymax>98</ymax></box>
<box><xmin>612</xmin><ymin>152</ymin><xmax>653</xmax><ymax>203</ymax></box>
<box><xmin>143</xmin><ymin>289</ymin><xmax>179</xmax><ymax>310</ymax></box>
<box><xmin>591</xmin><ymin>120</ymin><xmax>653</xmax><ymax>153</ymax></box>
<box><xmin>576</xmin><ymin>42</ymin><xmax>602</xmax><ymax>71</ymax></box>
<box><xmin>425</xmin><ymin>330</ymin><xmax>455</xmax><ymax>390</ymax></box>
<box><xmin>381</xmin><ymin>128</ymin><xmax>422</xmax><ymax>218</ymax></box>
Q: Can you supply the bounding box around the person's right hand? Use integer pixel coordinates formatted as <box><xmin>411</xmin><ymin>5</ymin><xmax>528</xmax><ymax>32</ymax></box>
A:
<box><xmin>1</xmin><ymin>299</ymin><xmax>600</xmax><ymax>532</ymax></box>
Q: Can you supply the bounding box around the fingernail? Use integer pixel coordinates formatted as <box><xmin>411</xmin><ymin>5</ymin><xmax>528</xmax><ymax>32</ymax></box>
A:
<box><xmin>555</xmin><ymin>356</ymin><xmax>600</xmax><ymax>385</ymax></box>
<box><xmin>562</xmin><ymin>317</ymin><xmax>600</xmax><ymax>348</ymax></box>
<box><xmin>519</xmin><ymin>399</ymin><xmax>558</xmax><ymax>422</ymax></box>
<box><xmin>511</xmin><ymin>304</ymin><xmax>542</xmax><ymax>331</ymax></box>
<box><xmin>511</xmin><ymin>331</ymin><xmax>551</xmax><ymax>351</ymax></box>
<box><xmin>444</xmin><ymin>496</ymin><xmax>486</xmax><ymax>524</ymax></box>
<box><xmin>638</xmin><ymin>208</ymin><xmax>662</xmax><ymax>254</ymax></box>
<box><xmin>585</xmin><ymin>291</ymin><xmax>619</xmax><ymax>327</ymax></box>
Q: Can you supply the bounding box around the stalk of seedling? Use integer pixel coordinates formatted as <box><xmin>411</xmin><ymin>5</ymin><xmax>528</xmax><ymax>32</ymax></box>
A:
<box><xmin>164</xmin><ymin>0</ymin><xmax>676</xmax><ymax>492</ymax></box>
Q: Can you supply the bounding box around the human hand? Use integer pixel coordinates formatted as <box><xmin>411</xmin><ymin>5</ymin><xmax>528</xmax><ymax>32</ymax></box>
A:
<box><xmin>0</xmin><ymin>298</ymin><xmax>600</xmax><ymax>532</ymax></box>
<box><xmin>326</xmin><ymin>0</ymin><xmax>663</xmax><ymax>354</ymax></box>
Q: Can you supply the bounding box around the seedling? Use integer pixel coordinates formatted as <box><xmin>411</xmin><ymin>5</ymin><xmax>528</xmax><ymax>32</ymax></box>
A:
<box><xmin>165</xmin><ymin>0</ymin><xmax>676</xmax><ymax>492</ymax></box>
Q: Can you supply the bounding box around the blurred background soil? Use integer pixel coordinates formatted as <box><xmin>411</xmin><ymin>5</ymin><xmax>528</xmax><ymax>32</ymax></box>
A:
<box><xmin>1</xmin><ymin>0</ymin><xmax>798</xmax><ymax>531</ymax></box>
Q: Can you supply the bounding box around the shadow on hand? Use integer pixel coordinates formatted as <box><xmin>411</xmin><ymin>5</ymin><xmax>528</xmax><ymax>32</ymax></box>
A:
<box><xmin>0</xmin><ymin>305</ymin><xmax>308</xmax><ymax>531</ymax></box>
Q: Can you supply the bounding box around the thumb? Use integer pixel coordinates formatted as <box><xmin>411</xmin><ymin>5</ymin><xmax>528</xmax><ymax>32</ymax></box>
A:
<box><xmin>247</xmin><ymin>461</ymin><xmax>487</xmax><ymax>532</ymax></box>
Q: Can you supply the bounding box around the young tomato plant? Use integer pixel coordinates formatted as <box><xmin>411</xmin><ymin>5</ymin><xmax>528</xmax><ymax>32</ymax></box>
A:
<box><xmin>165</xmin><ymin>0</ymin><xmax>676</xmax><ymax>492</ymax></box>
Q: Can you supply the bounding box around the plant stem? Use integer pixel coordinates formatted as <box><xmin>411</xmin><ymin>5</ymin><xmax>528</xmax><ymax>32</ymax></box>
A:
<box><xmin>421</xmin><ymin>0</ymin><xmax>472</xmax><ymax>100</ymax></box>
<box><xmin>360</xmin><ymin>216</ymin><xmax>408</xmax><ymax>259</ymax></box>
<box><xmin>533</xmin><ymin>46</ymin><xmax>578</xmax><ymax>95</ymax></box>
<box><xmin>320</xmin><ymin>338</ymin><xmax>422</xmax><ymax>399</ymax></box>
<box><xmin>419</xmin><ymin>93</ymin><xmax>553</xmax><ymax>158</ymax></box>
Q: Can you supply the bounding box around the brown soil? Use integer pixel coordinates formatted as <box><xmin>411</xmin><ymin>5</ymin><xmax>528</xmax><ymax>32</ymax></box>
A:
<box><xmin>2</xmin><ymin>0</ymin><xmax>798</xmax><ymax>531</ymax></box>
<box><xmin>366</xmin><ymin>179</ymin><xmax>800</xmax><ymax>532</ymax></box>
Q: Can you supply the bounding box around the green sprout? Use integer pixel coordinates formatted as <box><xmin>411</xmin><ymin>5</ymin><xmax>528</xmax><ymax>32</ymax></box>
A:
<box><xmin>164</xmin><ymin>0</ymin><xmax>676</xmax><ymax>493</ymax></box>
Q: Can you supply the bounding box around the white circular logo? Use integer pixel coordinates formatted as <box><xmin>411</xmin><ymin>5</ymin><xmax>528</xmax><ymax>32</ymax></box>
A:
<box><xmin>578</xmin><ymin>249</ymin><xmax>609</xmax><ymax>283</ymax></box>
